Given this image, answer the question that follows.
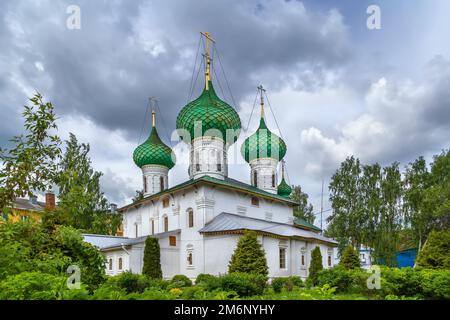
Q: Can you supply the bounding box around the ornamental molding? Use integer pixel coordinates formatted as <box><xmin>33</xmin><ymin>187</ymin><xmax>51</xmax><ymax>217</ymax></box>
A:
<box><xmin>195</xmin><ymin>197</ymin><xmax>215</xmax><ymax>209</ymax></box>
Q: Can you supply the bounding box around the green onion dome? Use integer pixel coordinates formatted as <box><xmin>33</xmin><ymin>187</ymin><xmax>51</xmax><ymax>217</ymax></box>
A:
<box><xmin>241</xmin><ymin>117</ymin><xmax>287</xmax><ymax>163</ymax></box>
<box><xmin>277</xmin><ymin>177</ymin><xmax>292</xmax><ymax>198</ymax></box>
<box><xmin>133</xmin><ymin>124</ymin><xmax>175</xmax><ymax>169</ymax></box>
<box><xmin>176</xmin><ymin>81</ymin><xmax>241</xmax><ymax>143</ymax></box>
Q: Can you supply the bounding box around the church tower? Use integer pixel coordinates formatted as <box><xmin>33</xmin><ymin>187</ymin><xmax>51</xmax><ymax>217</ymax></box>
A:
<box><xmin>241</xmin><ymin>86</ymin><xmax>287</xmax><ymax>194</ymax></box>
<box><xmin>176</xmin><ymin>32</ymin><xmax>241</xmax><ymax>180</ymax></box>
<box><xmin>133</xmin><ymin>109</ymin><xmax>175</xmax><ymax>196</ymax></box>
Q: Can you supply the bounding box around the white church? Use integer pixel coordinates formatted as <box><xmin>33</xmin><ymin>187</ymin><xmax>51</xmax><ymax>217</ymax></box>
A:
<box><xmin>84</xmin><ymin>33</ymin><xmax>337</xmax><ymax>280</ymax></box>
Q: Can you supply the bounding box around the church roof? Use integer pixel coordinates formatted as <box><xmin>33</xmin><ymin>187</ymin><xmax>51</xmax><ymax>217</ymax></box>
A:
<box><xmin>199</xmin><ymin>212</ymin><xmax>336</xmax><ymax>245</ymax></box>
<box><xmin>293</xmin><ymin>217</ymin><xmax>322</xmax><ymax>232</ymax></box>
<box><xmin>119</xmin><ymin>175</ymin><xmax>298</xmax><ymax>213</ymax></box>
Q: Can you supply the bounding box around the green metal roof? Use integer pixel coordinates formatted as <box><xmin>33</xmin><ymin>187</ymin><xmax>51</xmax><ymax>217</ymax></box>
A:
<box><xmin>293</xmin><ymin>216</ymin><xmax>322</xmax><ymax>232</ymax></box>
<box><xmin>133</xmin><ymin>126</ymin><xmax>175</xmax><ymax>169</ymax></box>
<box><xmin>241</xmin><ymin>117</ymin><xmax>287</xmax><ymax>163</ymax></box>
<box><xmin>119</xmin><ymin>175</ymin><xmax>298</xmax><ymax>212</ymax></box>
<box><xmin>277</xmin><ymin>177</ymin><xmax>292</xmax><ymax>198</ymax></box>
<box><xmin>176</xmin><ymin>81</ymin><xmax>241</xmax><ymax>143</ymax></box>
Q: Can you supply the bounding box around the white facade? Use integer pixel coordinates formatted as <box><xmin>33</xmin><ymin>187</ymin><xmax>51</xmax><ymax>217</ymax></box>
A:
<box><xmin>142</xmin><ymin>164</ymin><xmax>169</xmax><ymax>196</ymax></box>
<box><xmin>189</xmin><ymin>137</ymin><xmax>227</xmax><ymax>180</ymax></box>
<box><xmin>249</xmin><ymin>158</ymin><xmax>279</xmax><ymax>194</ymax></box>
<box><xmin>93</xmin><ymin>181</ymin><xmax>337</xmax><ymax>280</ymax></box>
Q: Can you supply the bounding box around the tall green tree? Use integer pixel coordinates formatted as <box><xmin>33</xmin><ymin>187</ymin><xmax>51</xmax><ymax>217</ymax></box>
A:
<box><xmin>142</xmin><ymin>237</ymin><xmax>162</xmax><ymax>279</ymax></box>
<box><xmin>403</xmin><ymin>157</ymin><xmax>432</xmax><ymax>250</ymax></box>
<box><xmin>307</xmin><ymin>246</ymin><xmax>323</xmax><ymax>286</ymax></box>
<box><xmin>290</xmin><ymin>185</ymin><xmax>315</xmax><ymax>224</ymax></box>
<box><xmin>339</xmin><ymin>245</ymin><xmax>361</xmax><ymax>269</ymax></box>
<box><xmin>0</xmin><ymin>93</ymin><xmax>61</xmax><ymax>209</ymax></box>
<box><xmin>228</xmin><ymin>231</ymin><xmax>268</xmax><ymax>277</ymax></box>
<box><xmin>327</xmin><ymin>156</ymin><xmax>364</xmax><ymax>254</ymax></box>
<box><xmin>56</xmin><ymin>133</ymin><xmax>121</xmax><ymax>235</ymax></box>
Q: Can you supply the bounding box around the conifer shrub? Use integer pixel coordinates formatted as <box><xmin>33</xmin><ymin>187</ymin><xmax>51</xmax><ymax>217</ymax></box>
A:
<box><xmin>416</xmin><ymin>229</ymin><xmax>450</xmax><ymax>269</ymax></box>
<box><xmin>228</xmin><ymin>231</ymin><xmax>268</xmax><ymax>277</ymax></box>
<box><xmin>142</xmin><ymin>237</ymin><xmax>162</xmax><ymax>279</ymax></box>
<box><xmin>307</xmin><ymin>246</ymin><xmax>323</xmax><ymax>286</ymax></box>
<box><xmin>339</xmin><ymin>246</ymin><xmax>361</xmax><ymax>269</ymax></box>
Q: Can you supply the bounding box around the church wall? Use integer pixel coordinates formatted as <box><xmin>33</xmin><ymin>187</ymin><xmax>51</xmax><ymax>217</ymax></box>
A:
<box><xmin>103</xmin><ymin>249</ymin><xmax>130</xmax><ymax>276</ymax></box>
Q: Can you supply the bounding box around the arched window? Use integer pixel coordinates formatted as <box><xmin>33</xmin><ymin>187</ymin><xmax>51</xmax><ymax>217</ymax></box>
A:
<box><xmin>163</xmin><ymin>215</ymin><xmax>169</xmax><ymax>232</ymax></box>
<box><xmin>253</xmin><ymin>171</ymin><xmax>258</xmax><ymax>186</ymax></box>
<box><xmin>217</xmin><ymin>150</ymin><xmax>222</xmax><ymax>172</ymax></box>
<box><xmin>108</xmin><ymin>258</ymin><xmax>113</xmax><ymax>270</ymax></box>
<box><xmin>195</xmin><ymin>151</ymin><xmax>201</xmax><ymax>172</ymax></box>
<box><xmin>143</xmin><ymin>176</ymin><xmax>147</xmax><ymax>193</ymax></box>
<box><xmin>118</xmin><ymin>257</ymin><xmax>123</xmax><ymax>270</ymax></box>
<box><xmin>301</xmin><ymin>255</ymin><xmax>305</xmax><ymax>266</ymax></box>
<box><xmin>272</xmin><ymin>173</ymin><xmax>276</xmax><ymax>187</ymax></box>
<box><xmin>328</xmin><ymin>255</ymin><xmax>332</xmax><ymax>267</ymax></box>
<box><xmin>160</xmin><ymin>176</ymin><xmax>164</xmax><ymax>191</ymax></box>
<box><xmin>188</xmin><ymin>209</ymin><xmax>194</xmax><ymax>228</ymax></box>
<box><xmin>186</xmin><ymin>244</ymin><xmax>194</xmax><ymax>267</ymax></box>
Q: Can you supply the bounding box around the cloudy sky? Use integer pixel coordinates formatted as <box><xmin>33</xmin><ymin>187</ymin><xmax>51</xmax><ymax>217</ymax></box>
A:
<box><xmin>1</xmin><ymin>0</ymin><xmax>449</xmax><ymax>227</ymax></box>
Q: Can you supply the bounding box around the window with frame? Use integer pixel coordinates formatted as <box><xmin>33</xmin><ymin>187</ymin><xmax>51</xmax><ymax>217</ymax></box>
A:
<box><xmin>279</xmin><ymin>247</ymin><xmax>286</xmax><ymax>269</ymax></box>
<box><xmin>271</xmin><ymin>173</ymin><xmax>276</xmax><ymax>187</ymax></box>
<box><xmin>163</xmin><ymin>215</ymin><xmax>169</xmax><ymax>232</ymax></box>
<box><xmin>217</xmin><ymin>150</ymin><xmax>222</xmax><ymax>172</ymax></box>
<box><xmin>160</xmin><ymin>176</ymin><xmax>164</xmax><ymax>191</ymax></box>
<box><xmin>186</xmin><ymin>245</ymin><xmax>194</xmax><ymax>267</ymax></box>
<box><xmin>169</xmin><ymin>236</ymin><xmax>176</xmax><ymax>247</ymax></box>
<box><xmin>143</xmin><ymin>176</ymin><xmax>147</xmax><ymax>193</ymax></box>
<box><xmin>108</xmin><ymin>258</ymin><xmax>113</xmax><ymax>270</ymax></box>
<box><xmin>253</xmin><ymin>171</ymin><xmax>258</xmax><ymax>186</ymax></box>
<box><xmin>251</xmin><ymin>197</ymin><xmax>259</xmax><ymax>206</ymax></box>
<box><xmin>195</xmin><ymin>152</ymin><xmax>201</xmax><ymax>172</ymax></box>
<box><xmin>301</xmin><ymin>254</ymin><xmax>305</xmax><ymax>266</ymax></box>
<box><xmin>118</xmin><ymin>257</ymin><xmax>123</xmax><ymax>270</ymax></box>
<box><xmin>188</xmin><ymin>209</ymin><xmax>194</xmax><ymax>228</ymax></box>
<box><xmin>162</xmin><ymin>197</ymin><xmax>170</xmax><ymax>208</ymax></box>
<box><xmin>328</xmin><ymin>255</ymin><xmax>332</xmax><ymax>267</ymax></box>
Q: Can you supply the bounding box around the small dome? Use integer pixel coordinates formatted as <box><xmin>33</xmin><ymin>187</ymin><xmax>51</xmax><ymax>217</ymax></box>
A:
<box><xmin>176</xmin><ymin>81</ymin><xmax>241</xmax><ymax>143</ymax></box>
<box><xmin>241</xmin><ymin>117</ymin><xmax>287</xmax><ymax>163</ymax></box>
<box><xmin>277</xmin><ymin>178</ymin><xmax>292</xmax><ymax>198</ymax></box>
<box><xmin>133</xmin><ymin>126</ymin><xmax>175</xmax><ymax>169</ymax></box>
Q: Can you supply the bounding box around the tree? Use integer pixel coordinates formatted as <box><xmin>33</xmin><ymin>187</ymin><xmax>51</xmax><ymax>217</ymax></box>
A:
<box><xmin>327</xmin><ymin>156</ymin><xmax>364</xmax><ymax>254</ymax></box>
<box><xmin>307</xmin><ymin>246</ymin><xmax>323</xmax><ymax>286</ymax></box>
<box><xmin>290</xmin><ymin>185</ymin><xmax>315</xmax><ymax>224</ymax></box>
<box><xmin>228</xmin><ymin>231</ymin><xmax>268</xmax><ymax>277</ymax></box>
<box><xmin>56</xmin><ymin>133</ymin><xmax>121</xmax><ymax>235</ymax></box>
<box><xmin>132</xmin><ymin>190</ymin><xmax>144</xmax><ymax>203</ymax></box>
<box><xmin>142</xmin><ymin>237</ymin><xmax>162</xmax><ymax>279</ymax></box>
<box><xmin>416</xmin><ymin>229</ymin><xmax>450</xmax><ymax>269</ymax></box>
<box><xmin>339</xmin><ymin>246</ymin><xmax>361</xmax><ymax>269</ymax></box>
<box><xmin>0</xmin><ymin>93</ymin><xmax>61</xmax><ymax>209</ymax></box>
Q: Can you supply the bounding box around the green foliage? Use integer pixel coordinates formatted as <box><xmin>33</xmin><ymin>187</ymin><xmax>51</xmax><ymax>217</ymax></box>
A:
<box><xmin>271</xmin><ymin>276</ymin><xmax>304</xmax><ymax>293</ymax></box>
<box><xmin>339</xmin><ymin>246</ymin><xmax>361</xmax><ymax>269</ymax></box>
<box><xmin>56</xmin><ymin>133</ymin><xmax>121</xmax><ymax>235</ymax></box>
<box><xmin>195</xmin><ymin>274</ymin><xmax>222</xmax><ymax>291</ymax></box>
<box><xmin>307</xmin><ymin>246</ymin><xmax>323</xmax><ymax>286</ymax></box>
<box><xmin>170</xmin><ymin>274</ymin><xmax>192</xmax><ymax>287</ymax></box>
<box><xmin>317</xmin><ymin>266</ymin><xmax>370</xmax><ymax>294</ymax></box>
<box><xmin>219</xmin><ymin>272</ymin><xmax>267</xmax><ymax>297</ymax></box>
<box><xmin>0</xmin><ymin>272</ymin><xmax>89</xmax><ymax>300</ymax></box>
<box><xmin>228</xmin><ymin>231</ymin><xmax>268</xmax><ymax>277</ymax></box>
<box><xmin>416</xmin><ymin>229</ymin><xmax>450</xmax><ymax>269</ymax></box>
<box><xmin>107</xmin><ymin>271</ymin><xmax>149</xmax><ymax>294</ymax></box>
<box><xmin>0</xmin><ymin>220</ymin><xmax>105</xmax><ymax>290</ymax></box>
<box><xmin>142</xmin><ymin>237</ymin><xmax>162</xmax><ymax>279</ymax></box>
<box><xmin>290</xmin><ymin>185</ymin><xmax>315</xmax><ymax>224</ymax></box>
<box><xmin>0</xmin><ymin>93</ymin><xmax>61</xmax><ymax>209</ymax></box>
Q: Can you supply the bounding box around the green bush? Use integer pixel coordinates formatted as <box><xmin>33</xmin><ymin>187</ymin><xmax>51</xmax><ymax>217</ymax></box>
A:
<box><xmin>219</xmin><ymin>273</ymin><xmax>267</xmax><ymax>297</ymax></box>
<box><xmin>339</xmin><ymin>246</ymin><xmax>361</xmax><ymax>269</ymax></box>
<box><xmin>317</xmin><ymin>266</ymin><xmax>369</xmax><ymax>294</ymax></box>
<box><xmin>421</xmin><ymin>269</ymin><xmax>450</xmax><ymax>299</ymax></box>
<box><xmin>108</xmin><ymin>272</ymin><xmax>149</xmax><ymax>294</ymax></box>
<box><xmin>307</xmin><ymin>246</ymin><xmax>323</xmax><ymax>286</ymax></box>
<box><xmin>170</xmin><ymin>274</ymin><xmax>192</xmax><ymax>288</ymax></box>
<box><xmin>0</xmin><ymin>271</ymin><xmax>89</xmax><ymax>300</ymax></box>
<box><xmin>147</xmin><ymin>278</ymin><xmax>170</xmax><ymax>290</ymax></box>
<box><xmin>195</xmin><ymin>274</ymin><xmax>222</xmax><ymax>291</ymax></box>
<box><xmin>228</xmin><ymin>231</ymin><xmax>268</xmax><ymax>276</ymax></box>
<box><xmin>195</xmin><ymin>273</ymin><xmax>215</xmax><ymax>284</ymax></box>
<box><xmin>91</xmin><ymin>283</ymin><xmax>128</xmax><ymax>300</ymax></box>
<box><xmin>271</xmin><ymin>276</ymin><xmax>304</xmax><ymax>293</ymax></box>
<box><xmin>416</xmin><ymin>229</ymin><xmax>450</xmax><ymax>269</ymax></box>
<box><xmin>142</xmin><ymin>237</ymin><xmax>162</xmax><ymax>279</ymax></box>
